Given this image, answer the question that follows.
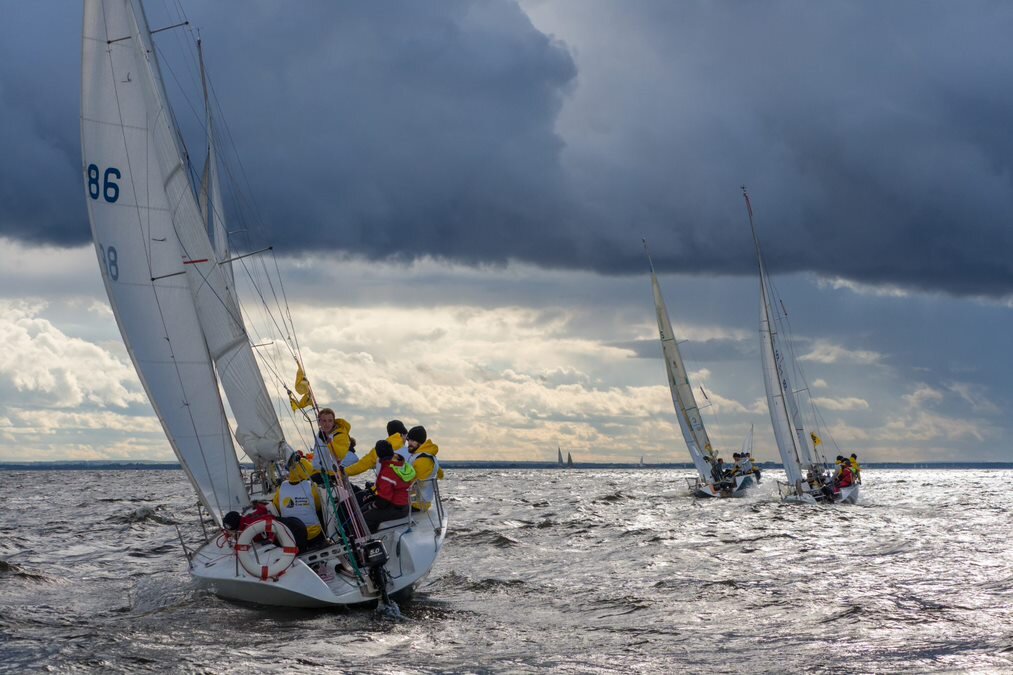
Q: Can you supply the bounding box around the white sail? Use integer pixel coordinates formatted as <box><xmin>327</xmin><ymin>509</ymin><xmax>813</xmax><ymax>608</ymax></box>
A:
<box><xmin>188</xmin><ymin>39</ymin><xmax>286</xmax><ymax>466</ymax></box>
<box><xmin>739</xmin><ymin>424</ymin><xmax>754</xmax><ymax>457</ymax></box>
<box><xmin>197</xmin><ymin>39</ymin><xmax>234</xmax><ymax>290</ymax></box>
<box><xmin>746</xmin><ymin>190</ymin><xmax>813</xmax><ymax>489</ymax></box>
<box><xmin>646</xmin><ymin>246</ymin><xmax>714</xmax><ymax>482</ymax></box>
<box><xmin>557</xmin><ymin>447</ymin><xmax>564</xmax><ymax>466</ymax></box>
<box><xmin>81</xmin><ymin>0</ymin><xmax>248</xmax><ymax>521</ymax></box>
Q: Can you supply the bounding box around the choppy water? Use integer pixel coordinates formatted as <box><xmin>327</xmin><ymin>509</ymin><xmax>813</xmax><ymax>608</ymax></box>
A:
<box><xmin>1</xmin><ymin>469</ymin><xmax>1012</xmax><ymax>673</ymax></box>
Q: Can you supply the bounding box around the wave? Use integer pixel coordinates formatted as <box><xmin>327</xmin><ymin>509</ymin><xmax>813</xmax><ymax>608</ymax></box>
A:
<box><xmin>107</xmin><ymin>506</ymin><xmax>176</xmax><ymax>526</ymax></box>
<box><xmin>0</xmin><ymin>559</ymin><xmax>51</xmax><ymax>582</ymax></box>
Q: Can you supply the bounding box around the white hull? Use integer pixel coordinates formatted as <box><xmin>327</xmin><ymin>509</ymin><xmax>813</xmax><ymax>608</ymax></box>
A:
<box><xmin>778</xmin><ymin>481</ymin><xmax>861</xmax><ymax>505</ymax></box>
<box><xmin>688</xmin><ymin>474</ymin><xmax>759</xmax><ymax>499</ymax></box>
<box><xmin>190</xmin><ymin>507</ymin><xmax>446</xmax><ymax>608</ymax></box>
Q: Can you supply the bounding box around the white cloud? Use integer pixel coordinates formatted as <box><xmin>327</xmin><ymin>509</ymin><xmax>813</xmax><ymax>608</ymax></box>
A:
<box><xmin>947</xmin><ymin>382</ymin><xmax>1000</xmax><ymax>415</ymax></box>
<box><xmin>811</xmin><ymin>396</ymin><xmax>870</xmax><ymax>411</ymax></box>
<box><xmin>903</xmin><ymin>384</ymin><xmax>944</xmax><ymax>410</ymax></box>
<box><xmin>0</xmin><ymin>300</ymin><xmax>144</xmax><ymax>409</ymax></box>
<box><xmin>816</xmin><ymin>276</ymin><xmax>910</xmax><ymax>298</ymax></box>
<box><xmin>799</xmin><ymin>340</ymin><xmax>883</xmax><ymax>365</ymax></box>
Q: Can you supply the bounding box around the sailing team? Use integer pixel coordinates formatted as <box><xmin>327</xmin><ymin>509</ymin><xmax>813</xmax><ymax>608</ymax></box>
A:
<box><xmin>225</xmin><ymin>409</ymin><xmax>443</xmax><ymax>554</ymax></box>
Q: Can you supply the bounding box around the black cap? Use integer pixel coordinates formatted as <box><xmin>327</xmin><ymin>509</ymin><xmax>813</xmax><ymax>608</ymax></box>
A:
<box><xmin>223</xmin><ymin>511</ymin><xmax>241</xmax><ymax>531</ymax></box>
<box><xmin>407</xmin><ymin>425</ymin><xmax>427</xmax><ymax>444</ymax></box>
<box><xmin>386</xmin><ymin>420</ymin><xmax>408</xmax><ymax>436</ymax></box>
<box><xmin>376</xmin><ymin>440</ymin><xmax>394</xmax><ymax>460</ymax></box>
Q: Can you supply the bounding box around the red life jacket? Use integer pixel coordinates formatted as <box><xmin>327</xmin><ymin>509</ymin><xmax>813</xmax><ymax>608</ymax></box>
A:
<box><xmin>240</xmin><ymin>503</ymin><xmax>273</xmax><ymax>541</ymax></box>
<box><xmin>375</xmin><ymin>459</ymin><xmax>412</xmax><ymax>507</ymax></box>
<box><xmin>240</xmin><ymin>502</ymin><xmax>271</xmax><ymax>528</ymax></box>
<box><xmin>837</xmin><ymin>466</ymin><xmax>854</xmax><ymax>488</ymax></box>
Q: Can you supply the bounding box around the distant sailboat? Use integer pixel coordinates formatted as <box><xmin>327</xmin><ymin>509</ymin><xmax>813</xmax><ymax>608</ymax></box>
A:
<box><xmin>558</xmin><ymin>446</ymin><xmax>565</xmax><ymax>466</ymax></box>
<box><xmin>566</xmin><ymin>452</ymin><xmax>574</xmax><ymax>468</ymax></box>
<box><xmin>639</xmin><ymin>456</ymin><xmax>645</xmax><ymax>468</ymax></box>
<box><xmin>744</xmin><ymin>187</ymin><xmax>858</xmax><ymax>504</ymax></box>
<box><xmin>644</xmin><ymin>240</ymin><xmax>758</xmax><ymax>497</ymax></box>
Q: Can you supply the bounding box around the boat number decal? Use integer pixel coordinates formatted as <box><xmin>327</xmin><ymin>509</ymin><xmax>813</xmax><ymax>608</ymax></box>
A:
<box><xmin>87</xmin><ymin>164</ymin><xmax>121</xmax><ymax>203</ymax></box>
<box><xmin>98</xmin><ymin>243</ymin><xmax>119</xmax><ymax>281</ymax></box>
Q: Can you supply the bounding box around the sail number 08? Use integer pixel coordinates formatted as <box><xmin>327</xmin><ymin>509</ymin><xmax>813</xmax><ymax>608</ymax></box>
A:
<box><xmin>87</xmin><ymin>164</ymin><xmax>121</xmax><ymax>203</ymax></box>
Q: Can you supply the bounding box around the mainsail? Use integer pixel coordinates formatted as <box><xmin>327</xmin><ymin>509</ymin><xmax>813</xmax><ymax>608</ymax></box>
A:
<box><xmin>744</xmin><ymin>188</ymin><xmax>815</xmax><ymax>490</ymax></box>
<box><xmin>81</xmin><ymin>0</ymin><xmax>248</xmax><ymax>521</ymax></box>
<box><xmin>645</xmin><ymin>243</ymin><xmax>714</xmax><ymax>482</ymax></box>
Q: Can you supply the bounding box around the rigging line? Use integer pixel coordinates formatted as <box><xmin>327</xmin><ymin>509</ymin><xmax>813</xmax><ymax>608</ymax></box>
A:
<box><xmin>273</xmin><ymin>250</ymin><xmax>304</xmax><ymax>363</ymax></box>
<box><xmin>103</xmin><ymin>7</ymin><xmax>238</xmax><ymax>519</ymax></box>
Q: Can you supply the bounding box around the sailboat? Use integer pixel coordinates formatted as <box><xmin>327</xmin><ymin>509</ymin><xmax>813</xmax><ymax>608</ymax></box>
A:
<box><xmin>557</xmin><ymin>446</ymin><xmax>565</xmax><ymax>467</ymax></box>
<box><xmin>566</xmin><ymin>452</ymin><xmax>574</xmax><ymax>468</ymax></box>
<box><xmin>81</xmin><ymin>0</ymin><xmax>446</xmax><ymax>608</ymax></box>
<box><xmin>743</xmin><ymin>188</ymin><xmax>859</xmax><ymax>505</ymax></box>
<box><xmin>645</xmin><ymin>241</ymin><xmax>759</xmax><ymax>498</ymax></box>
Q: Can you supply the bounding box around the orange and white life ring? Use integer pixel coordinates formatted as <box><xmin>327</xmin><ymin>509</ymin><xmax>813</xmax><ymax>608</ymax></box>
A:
<box><xmin>234</xmin><ymin>517</ymin><xmax>298</xmax><ymax>581</ymax></box>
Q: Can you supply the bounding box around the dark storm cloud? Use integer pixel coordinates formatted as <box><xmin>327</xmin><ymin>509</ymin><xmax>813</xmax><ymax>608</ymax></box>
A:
<box><xmin>3</xmin><ymin>2</ymin><xmax>1013</xmax><ymax>296</ymax></box>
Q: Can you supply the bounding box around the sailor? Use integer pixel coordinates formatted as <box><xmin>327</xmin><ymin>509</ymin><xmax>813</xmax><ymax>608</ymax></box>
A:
<box><xmin>833</xmin><ymin>456</ymin><xmax>846</xmax><ymax>481</ymax></box>
<box><xmin>272</xmin><ymin>455</ymin><xmax>326</xmax><ymax>552</ymax></box>
<box><xmin>739</xmin><ymin>453</ymin><xmax>754</xmax><ymax>477</ymax></box>
<box><xmin>731</xmin><ymin>453</ymin><xmax>743</xmax><ymax>475</ymax></box>
<box><xmin>835</xmin><ymin>460</ymin><xmax>855</xmax><ymax>491</ymax></box>
<box><xmin>342</xmin><ymin>436</ymin><xmax>361</xmax><ymax>469</ymax></box>
<box><xmin>405</xmin><ymin>425</ymin><xmax>443</xmax><ymax>511</ymax></box>
<box><xmin>360</xmin><ymin>440</ymin><xmax>416</xmax><ymax>533</ymax></box>
<box><xmin>310</xmin><ymin>407</ymin><xmax>352</xmax><ymax>484</ymax></box>
<box><xmin>711</xmin><ymin>457</ymin><xmax>724</xmax><ymax>484</ymax></box>
<box><xmin>345</xmin><ymin>420</ymin><xmax>410</xmax><ymax>480</ymax></box>
<box><xmin>849</xmin><ymin>453</ymin><xmax>862</xmax><ymax>483</ymax></box>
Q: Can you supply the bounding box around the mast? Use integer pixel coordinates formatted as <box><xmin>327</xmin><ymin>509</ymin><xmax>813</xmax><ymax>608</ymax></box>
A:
<box><xmin>644</xmin><ymin>239</ymin><xmax>714</xmax><ymax>482</ymax></box>
<box><xmin>197</xmin><ymin>37</ymin><xmax>234</xmax><ymax>289</ymax></box>
<box><xmin>743</xmin><ymin>187</ymin><xmax>810</xmax><ymax>489</ymax></box>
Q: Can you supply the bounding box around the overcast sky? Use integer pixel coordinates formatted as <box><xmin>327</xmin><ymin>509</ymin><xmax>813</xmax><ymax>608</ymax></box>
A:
<box><xmin>1</xmin><ymin>1</ymin><xmax>1011</xmax><ymax>465</ymax></box>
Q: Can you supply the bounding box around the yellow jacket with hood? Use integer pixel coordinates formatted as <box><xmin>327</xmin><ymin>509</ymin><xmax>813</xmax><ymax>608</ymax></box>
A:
<box><xmin>312</xmin><ymin>418</ymin><xmax>352</xmax><ymax>475</ymax></box>
<box><xmin>410</xmin><ymin>439</ymin><xmax>443</xmax><ymax>510</ymax></box>
<box><xmin>345</xmin><ymin>432</ymin><xmax>404</xmax><ymax>477</ymax></box>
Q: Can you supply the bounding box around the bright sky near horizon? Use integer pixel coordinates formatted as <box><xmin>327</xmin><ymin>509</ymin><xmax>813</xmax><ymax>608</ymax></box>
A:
<box><xmin>1</xmin><ymin>2</ymin><xmax>1012</xmax><ymax>464</ymax></box>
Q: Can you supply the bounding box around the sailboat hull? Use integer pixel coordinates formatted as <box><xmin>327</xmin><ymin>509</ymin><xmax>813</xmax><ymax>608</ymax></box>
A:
<box><xmin>689</xmin><ymin>474</ymin><xmax>759</xmax><ymax>499</ymax></box>
<box><xmin>190</xmin><ymin>509</ymin><xmax>447</xmax><ymax>608</ymax></box>
<box><xmin>778</xmin><ymin>481</ymin><xmax>860</xmax><ymax>505</ymax></box>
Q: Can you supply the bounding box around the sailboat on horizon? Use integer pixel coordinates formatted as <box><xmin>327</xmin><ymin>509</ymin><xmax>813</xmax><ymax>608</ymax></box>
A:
<box><xmin>644</xmin><ymin>241</ymin><xmax>758</xmax><ymax>498</ymax></box>
<box><xmin>81</xmin><ymin>0</ymin><xmax>446</xmax><ymax>607</ymax></box>
<box><xmin>743</xmin><ymin>187</ymin><xmax>859</xmax><ymax>504</ymax></box>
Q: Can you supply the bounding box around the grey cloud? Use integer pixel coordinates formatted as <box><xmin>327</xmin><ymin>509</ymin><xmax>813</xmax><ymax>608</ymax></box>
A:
<box><xmin>3</xmin><ymin>2</ymin><xmax>1013</xmax><ymax>297</ymax></box>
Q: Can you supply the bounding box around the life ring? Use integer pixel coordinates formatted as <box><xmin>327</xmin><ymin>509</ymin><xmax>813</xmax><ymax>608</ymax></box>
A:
<box><xmin>234</xmin><ymin>517</ymin><xmax>298</xmax><ymax>581</ymax></box>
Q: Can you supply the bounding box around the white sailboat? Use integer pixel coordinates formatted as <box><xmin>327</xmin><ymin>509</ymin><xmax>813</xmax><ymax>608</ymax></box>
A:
<box><xmin>557</xmin><ymin>446</ymin><xmax>565</xmax><ymax>466</ymax></box>
<box><xmin>81</xmin><ymin>0</ymin><xmax>446</xmax><ymax>608</ymax></box>
<box><xmin>743</xmin><ymin>188</ymin><xmax>858</xmax><ymax>505</ymax></box>
<box><xmin>644</xmin><ymin>241</ymin><xmax>759</xmax><ymax>498</ymax></box>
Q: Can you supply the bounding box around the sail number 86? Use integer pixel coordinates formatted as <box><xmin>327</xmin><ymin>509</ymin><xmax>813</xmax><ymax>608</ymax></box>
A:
<box><xmin>87</xmin><ymin>164</ymin><xmax>121</xmax><ymax>203</ymax></box>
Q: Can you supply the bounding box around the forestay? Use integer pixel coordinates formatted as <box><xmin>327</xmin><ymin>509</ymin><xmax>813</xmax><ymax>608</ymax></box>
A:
<box><xmin>81</xmin><ymin>0</ymin><xmax>248</xmax><ymax>520</ymax></box>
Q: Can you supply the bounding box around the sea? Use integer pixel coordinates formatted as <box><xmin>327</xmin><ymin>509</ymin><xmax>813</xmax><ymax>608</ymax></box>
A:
<box><xmin>1</xmin><ymin>468</ymin><xmax>1011</xmax><ymax>674</ymax></box>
